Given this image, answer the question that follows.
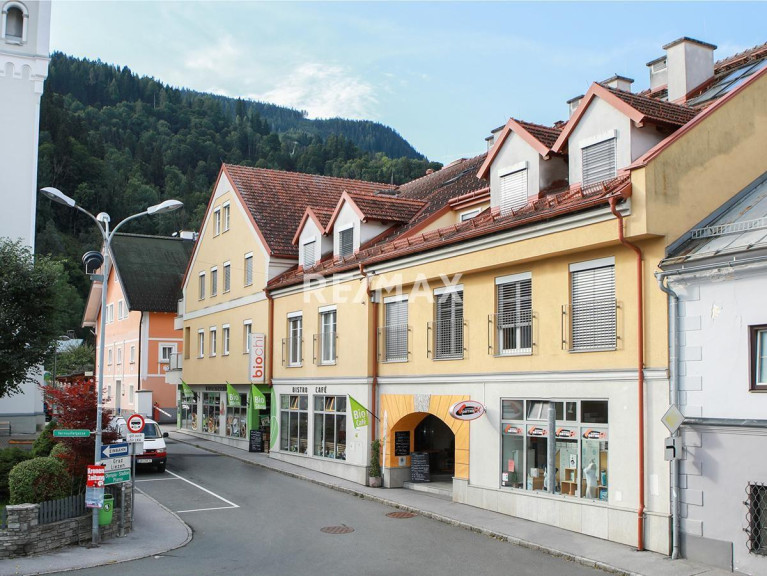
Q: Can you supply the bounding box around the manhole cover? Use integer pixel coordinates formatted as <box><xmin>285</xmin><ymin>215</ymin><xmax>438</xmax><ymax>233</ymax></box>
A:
<box><xmin>320</xmin><ymin>525</ymin><xmax>354</xmax><ymax>534</ymax></box>
<box><xmin>386</xmin><ymin>511</ymin><xmax>416</xmax><ymax>519</ymax></box>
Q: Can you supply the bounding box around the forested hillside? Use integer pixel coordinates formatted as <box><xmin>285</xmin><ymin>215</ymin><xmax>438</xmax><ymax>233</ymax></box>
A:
<box><xmin>34</xmin><ymin>52</ymin><xmax>441</xmax><ymax>336</ymax></box>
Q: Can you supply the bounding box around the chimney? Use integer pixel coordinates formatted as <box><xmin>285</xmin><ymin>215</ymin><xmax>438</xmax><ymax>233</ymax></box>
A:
<box><xmin>663</xmin><ymin>37</ymin><xmax>717</xmax><ymax>102</ymax></box>
<box><xmin>646</xmin><ymin>56</ymin><xmax>668</xmax><ymax>93</ymax></box>
<box><xmin>601</xmin><ymin>75</ymin><xmax>634</xmax><ymax>92</ymax></box>
<box><xmin>566</xmin><ymin>94</ymin><xmax>584</xmax><ymax>117</ymax></box>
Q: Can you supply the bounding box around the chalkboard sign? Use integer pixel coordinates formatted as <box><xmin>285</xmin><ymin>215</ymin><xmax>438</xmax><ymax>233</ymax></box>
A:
<box><xmin>394</xmin><ymin>431</ymin><xmax>410</xmax><ymax>456</ymax></box>
<box><xmin>249</xmin><ymin>429</ymin><xmax>263</xmax><ymax>453</ymax></box>
<box><xmin>410</xmin><ymin>451</ymin><xmax>430</xmax><ymax>483</ymax></box>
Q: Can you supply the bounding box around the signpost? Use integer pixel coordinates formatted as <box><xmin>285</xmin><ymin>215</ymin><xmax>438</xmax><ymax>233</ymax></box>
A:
<box><xmin>53</xmin><ymin>429</ymin><xmax>91</xmax><ymax>438</ymax></box>
<box><xmin>100</xmin><ymin>442</ymin><xmax>130</xmax><ymax>459</ymax></box>
<box><xmin>102</xmin><ymin>457</ymin><xmax>130</xmax><ymax>472</ymax></box>
<box><xmin>126</xmin><ymin>413</ymin><xmax>146</xmax><ymax>434</ymax></box>
<box><xmin>104</xmin><ymin>469</ymin><xmax>131</xmax><ymax>485</ymax></box>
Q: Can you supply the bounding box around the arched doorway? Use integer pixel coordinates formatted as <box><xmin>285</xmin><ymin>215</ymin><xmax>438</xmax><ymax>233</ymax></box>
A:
<box><xmin>414</xmin><ymin>414</ymin><xmax>455</xmax><ymax>477</ymax></box>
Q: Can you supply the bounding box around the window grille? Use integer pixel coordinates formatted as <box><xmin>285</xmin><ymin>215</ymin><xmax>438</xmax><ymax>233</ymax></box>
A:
<box><xmin>500</xmin><ymin>169</ymin><xmax>527</xmax><ymax>215</ymax></box>
<box><xmin>303</xmin><ymin>241</ymin><xmax>316</xmax><ymax>268</ymax></box>
<box><xmin>339</xmin><ymin>228</ymin><xmax>354</xmax><ymax>258</ymax></box>
<box><xmin>431</xmin><ymin>290</ymin><xmax>465</xmax><ymax>359</ymax></box>
<box><xmin>569</xmin><ymin>264</ymin><xmax>616</xmax><ymax>351</ymax></box>
<box><xmin>492</xmin><ymin>278</ymin><xmax>532</xmax><ymax>355</ymax></box>
<box><xmin>746</xmin><ymin>483</ymin><xmax>767</xmax><ymax>555</ymax></box>
<box><xmin>582</xmin><ymin>138</ymin><xmax>616</xmax><ymax>186</ymax></box>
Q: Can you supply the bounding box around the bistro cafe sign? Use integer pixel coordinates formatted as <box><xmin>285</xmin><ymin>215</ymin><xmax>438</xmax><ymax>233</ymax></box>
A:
<box><xmin>448</xmin><ymin>400</ymin><xmax>486</xmax><ymax>421</ymax></box>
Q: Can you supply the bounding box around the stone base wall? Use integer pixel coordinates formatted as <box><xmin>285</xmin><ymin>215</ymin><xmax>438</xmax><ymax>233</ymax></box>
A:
<box><xmin>0</xmin><ymin>490</ymin><xmax>133</xmax><ymax>559</ymax></box>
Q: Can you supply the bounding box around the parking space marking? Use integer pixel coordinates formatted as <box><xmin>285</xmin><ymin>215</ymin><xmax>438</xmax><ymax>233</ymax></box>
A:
<box><xmin>135</xmin><ymin>477</ymin><xmax>180</xmax><ymax>482</ymax></box>
<box><xmin>165</xmin><ymin>469</ymin><xmax>240</xmax><ymax>513</ymax></box>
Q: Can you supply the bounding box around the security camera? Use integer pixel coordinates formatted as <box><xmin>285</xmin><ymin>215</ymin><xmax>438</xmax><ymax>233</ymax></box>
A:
<box><xmin>82</xmin><ymin>251</ymin><xmax>104</xmax><ymax>275</ymax></box>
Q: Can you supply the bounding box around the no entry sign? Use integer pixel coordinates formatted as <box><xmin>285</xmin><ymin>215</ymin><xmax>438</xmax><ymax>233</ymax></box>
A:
<box><xmin>127</xmin><ymin>413</ymin><xmax>146</xmax><ymax>433</ymax></box>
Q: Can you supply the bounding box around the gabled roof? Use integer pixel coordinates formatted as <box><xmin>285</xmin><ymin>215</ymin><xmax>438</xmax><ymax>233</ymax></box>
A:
<box><xmin>477</xmin><ymin>118</ymin><xmax>562</xmax><ymax>179</ymax></box>
<box><xmin>552</xmin><ymin>83</ymin><xmax>698</xmax><ymax>153</ymax></box>
<box><xmin>292</xmin><ymin>206</ymin><xmax>334</xmax><ymax>245</ymax></box>
<box><xmin>324</xmin><ymin>191</ymin><xmax>426</xmax><ymax>231</ymax></box>
<box><xmin>224</xmin><ymin>165</ymin><xmax>397</xmax><ymax>258</ymax></box>
<box><xmin>110</xmin><ymin>233</ymin><xmax>195</xmax><ymax>313</ymax></box>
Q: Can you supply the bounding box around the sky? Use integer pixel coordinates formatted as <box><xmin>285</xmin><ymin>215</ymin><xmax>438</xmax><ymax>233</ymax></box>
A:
<box><xmin>51</xmin><ymin>1</ymin><xmax>767</xmax><ymax>165</ymax></box>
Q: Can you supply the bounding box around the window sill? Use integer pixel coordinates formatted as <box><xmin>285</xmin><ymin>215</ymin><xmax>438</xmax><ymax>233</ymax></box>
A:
<box><xmin>287</xmin><ymin>363</ymin><xmax>303</xmax><ymax>368</ymax></box>
<box><xmin>568</xmin><ymin>347</ymin><xmax>617</xmax><ymax>353</ymax></box>
<box><xmin>433</xmin><ymin>356</ymin><xmax>465</xmax><ymax>361</ymax></box>
<box><xmin>223</xmin><ymin>352</ymin><xmax>230</xmax><ymax>356</ymax></box>
<box><xmin>319</xmin><ymin>361</ymin><xmax>337</xmax><ymax>366</ymax></box>
<box><xmin>495</xmin><ymin>349</ymin><xmax>533</xmax><ymax>357</ymax></box>
<box><xmin>382</xmin><ymin>358</ymin><xmax>409</xmax><ymax>364</ymax></box>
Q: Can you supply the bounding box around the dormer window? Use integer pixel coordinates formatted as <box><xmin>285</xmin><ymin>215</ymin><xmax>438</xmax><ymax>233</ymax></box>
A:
<box><xmin>581</xmin><ymin>134</ymin><xmax>616</xmax><ymax>187</ymax></box>
<box><xmin>2</xmin><ymin>3</ymin><xmax>26</xmax><ymax>43</ymax></box>
<box><xmin>303</xmin><ymin>240</ymin><xmax>316</xmax><ymax>268</ymax></box>
<box><xmin>338</xmin><ymin>227</ymin><xmax>354</xmax><ymax>258</ymax></box>
<box><xmin>499</xmin><ymin>163</ymin><xmax>527</xmax><ymax>215</ymax></box>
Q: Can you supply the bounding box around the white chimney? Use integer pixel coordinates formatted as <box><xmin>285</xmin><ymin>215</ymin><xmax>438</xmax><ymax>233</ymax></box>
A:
<box><xmin>601</xmin><ymin>75</ymin><xmax>634</xmax><ymax>92</ymax></box>
<box><xmin>567</xmin><ymin>94</ymin><xmax>584</xmax><ymax>117</ymax></box>
<box><xmin>663</xmin><ymin>37</ymin><xmax>717</xmax><ymax>102</ymax></box>
<box><xmin>646</xmin><ymin>56</ymin><xmax>668</xmax><ymax>93</ymax></box>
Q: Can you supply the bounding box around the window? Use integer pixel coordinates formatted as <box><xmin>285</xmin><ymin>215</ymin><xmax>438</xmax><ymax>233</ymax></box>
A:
<box><xmin>383</xmin><ymin>297</ymin><xmax>408</xmax><ymax>362</ymax></box>
<box><xmin>225</xmin><ymin>392</ymin><xmax>247</xmax><ymax>438</ymax></box>
<box><xmin>199</xmin><ymin>272</ymin><xmax>206</xmax><ymax>299</ymax></box>
<box><xmin>106</xmin><ymin>303</ymin><xmax>114</xmax><ymax>324</ymax></box>
<box><xmin>750</xmin><ymin>325</ymin><xmax>767</xmax><ymax>391</ymax></box>
<box><xmin>243</xmin><ymin>321</ymin><xmax>252</xmax><ymax>354</ymax></box>
<box><xmin>129</xmin><ymin>385</ymin><xmax>135</xmax><ymax>404</ymax></box>
<box><xmin>116</xmin><ymin>347</ymin><xmax>122</xmax><ymax>365</ymax></box>
<box><xmin>222</xmin><ymin>325</ymin><xmax>230</xmax><ymax>355</ymax></box>
<box><xmin>319</xmin><ymin>309</ymin><xmax>337</xmax><ymax>364</ymax></box>
<box><xmin>570</xmin><ymin>258</ymin><xmax>616</xmax><ymax>351</ymax></box>
<box><xmin>223</xmin><ymin>261</ymin><xmax>231</xmax><ymax>293</ymax></box>
<box><xmin>280</xmin><ymin>394</ymin><xmax>308</xmax><ymax>453</ymax></box>
<box><xmin>495</xmin><ymin>273</ymin><xmax>532</xmax><ymax>355</ymax></box>
<box><xmin>107</xmin><ymin>348</ymin><xmax>113</xmax><ymax>365</ymax></box>
<box><xmin>223</xmin><ymin>203</ymin><xmax>230</xmax><ymax>232</ymax></box>
<box><xmin>202</xmin><ymin>392</ymin><xmax>220</xmax><ymax>434</ymax></box>
<box><xmin>314</xmin><ymin>396</ymin><xmax>346</xmax><ymax>459</ymax></box>
<box><xmin>197</xmin><ymin>330</ymin><xmax>205</xmax><ymax>358</ymax></box>
<box><xmin>582</xmin><ymin>137</ymin><xmax>616</xmax><ymax>187</ymax></box>
<box><xmin>287</xmin><ymin>314</ymin><xmax>303</xmax><ymax>366</ymax></box>
<box><xmin>160</xmin><ymin>344</ymin><xmax>175</xmax><ymax>363</ymax></box>
<box><xmin>244</xmin><ymin>253</ymin><xmax>253</xmax><ymax>286</ymax></box>
<box><xmin>746</xmin><ymin>483</ymin><xmax>767</xmax><ymax>555</ymax></box>
<box><xmin>3</xmin><ymin>4</ymin><xmax>25</xmax><ymax>42</ymax></box>
<box><xmin>500</xmin><ymin>398</ymin><xmax>608</xmax><ymax>501</ymax></box>
<box><xmin>433</xmin><ymin>287</ymin><xmax>464</xmax><ymax>359</ymax></box>
<box><xmin>130</xmin><ymin>345</ymin><xmax>136</xmax><ymax>364</ymax></box>
<box><xmin>213</xmin><ymin>207</ymin><xmax>221</xmax><ymax>235</ymax></box>
<box><xmin>338</xmin><ymin>227</ymin><xmax>354</xmax><ymax>258</ymax></box>
<box><xmin>499</xmin><ymin>166</ymin><xmax>527</xmax><ymax>215</ymax></box>
<box><xmin>303</xmin><ymin>240</ymin><xmax>316</xmax><ymax>268</ymax></box>
<box><xmin>180</xmin><ymin>387</ymin><xmax>198</xmax><ymax>431</ymax></box>
<box><xmin>117</xmin><ymin>300</ymin><xmax>124</xmax><ymax>320</ymax></box>
<box><xmin>460</xmin><ymin>208</ymin><xmax>481</xmax><ymax>222</ymax></box>
<box><xmin>210</xmin><ymin>327</ymin><xmax>217</xmax><ymax>356</ymax></box>
<box><xmin>210</xmin><ymin>267</ymin><xmax>218</xmax><ymax>297</ymax></box>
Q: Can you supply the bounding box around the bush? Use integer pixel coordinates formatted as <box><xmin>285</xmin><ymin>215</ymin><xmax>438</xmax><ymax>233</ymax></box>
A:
<box><xmin>49</xmin><ymin>442</ymin><xmax>70</xmax><ymax>459</ymax></box>
<box><xmin>0</xmin><ymin>448</ymin><xmax>32</xmax><ymax>502</ymax></box>
<box><xmin>32</xmin><ymin>420</ymin><xmax>59</xmax><ymax>457</ymax></box>
<box><xmin>9</xmin><ymin>457</ymin><xmax>70</xmax><ymax>504</ymax></box>
<box><xmin>369</xmin><ymin>439</ymin><xmax>381</xmax><ymax>478</ymax></box>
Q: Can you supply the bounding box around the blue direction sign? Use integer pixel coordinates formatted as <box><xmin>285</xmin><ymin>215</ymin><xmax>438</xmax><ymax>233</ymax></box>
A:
<box><xmin>100</xmin><ymin>442</ymin><xmax>130</xmax><ymax>460</ymax></box>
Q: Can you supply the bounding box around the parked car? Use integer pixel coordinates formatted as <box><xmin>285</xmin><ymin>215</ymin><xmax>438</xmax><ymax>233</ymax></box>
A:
<box><xmin>111</xmin><ymin>416</ymin><xmax>169</xmax><ymax>472</ymax></box>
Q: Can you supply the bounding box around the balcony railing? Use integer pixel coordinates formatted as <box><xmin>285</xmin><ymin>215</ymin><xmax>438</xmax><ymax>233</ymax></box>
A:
<box><xmin>282</xmin><ymin>336</ymin><xmax>303</xmax><ymax>367</ymax></box>
<box><xmin>168</xmin><ymin>352</ymin><xmax>183</xmax><ymax>371</ymax></box>
<box><xmin>427</xmin><ymin>319</ymin><xmax>467</xmax><ymax>360</ymax></box>
<box><xmin>377</xmin><ymin>324</ymin><xmax>411</xmax><ymax>363</ymax></box>
<box><xmin>488</xmin><ymin>310</ymin><xmax>534</xmax><ymax>356</ymax></box>
<box><xmin>313</xmin><ymin>332</ymin><xmax>338</xmax><ymax>365</ymax></box>
<box><xmin>562</xmin><ymin>299</ymin><xmax>619</xmax><ymax>351</ymax></box>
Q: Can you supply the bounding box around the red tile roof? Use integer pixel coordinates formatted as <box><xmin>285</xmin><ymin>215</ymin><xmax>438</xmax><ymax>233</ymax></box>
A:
<box><xmin>514</xmin><ymin>119</ymin><xmax>562</xmax><ymax>149</ymax></box>
<box><xmin>714</xmin><ymin>41</ymin><xmax>767</xmax><ymax>75</ymax></box>
<box><xmin>267</xmin><ymin>174</ymin><xmax>631</xmax><ymax>290</ymax></box>
<box><xmin>346</xmin><ymin>193</ymin><xmax>425</xmax><ymax>224</ymax></box>
<box><xmin>601</xmin><ymin>85</ymin><xmax>698</xmax><ymax>126</ymax></box>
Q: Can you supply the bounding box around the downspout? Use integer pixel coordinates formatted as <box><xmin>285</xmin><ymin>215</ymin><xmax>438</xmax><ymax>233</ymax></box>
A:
<box><xmin>608</xmin><ymin>196</ymin><xmax>645</xmax><ymax>552</ymax></box>
<box><xmin>359</xmin><ymin>263</ymin><xmax>377</xmax><ymax>442</ymax></box>
<box><xmin>656</xmin><ymin>271</ymin><xmax>680</xmax><ymax>560</ymax></box>
<box><xmin>266</xmin><ymin>290</ymin><xmax>274</xmax><ymax>388</ymax></box>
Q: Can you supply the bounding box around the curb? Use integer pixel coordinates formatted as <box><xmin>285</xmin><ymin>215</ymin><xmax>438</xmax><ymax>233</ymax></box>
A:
<box><xmin>170</xmin><ymin>433</ymin><xmax>635</xmax><ymax>576</ymax></box>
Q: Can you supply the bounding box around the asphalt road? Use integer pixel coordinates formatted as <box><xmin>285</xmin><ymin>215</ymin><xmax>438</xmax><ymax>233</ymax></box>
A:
<box><xmin>52</xmin><ymin>439</ymin><xmax>601</xmax><ymax>576</ymax></box>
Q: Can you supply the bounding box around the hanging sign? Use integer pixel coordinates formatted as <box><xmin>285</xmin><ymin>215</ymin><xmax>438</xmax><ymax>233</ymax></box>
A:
<box><xmin>251</xmin><ymin>385</ymin><xmax>267</xmax><ymax>411</ymax></box>
<box><xmin>348</xmin><ymin>395</ymin><xmax>369</xmax><ymax>428</ymax></box>
<box><xmin>226</xmin><ymin>382</ymin><xmax>241</xmax><ymax>406</ymax></box>
<box><xmin>448</xmin><ymin>400</ymin><xmax>485</xmax><ymax>421</ymax></box>
<box><xmin>249</xmin><ymin>333</ymin><xmax>266</xmax><ymax>383</ymax></box>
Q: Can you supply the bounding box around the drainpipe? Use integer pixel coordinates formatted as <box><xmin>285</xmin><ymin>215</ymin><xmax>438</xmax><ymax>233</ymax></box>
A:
<box><xmin>608</xmin><ymin>196</ymin><xmax>645</xmax><ymax>552</ymax></box>
<box><xmin>359</xmin><ymin>263</ymin><xmax>377</xmax><ymax>442</ymax></box>
<box><xmin>656</xmin><ymin>271</ymin><xmax>680</xmax><ymax>560</ymax></box>
<box><xmin>266</xmin><ymin>290</ymin><xmax>274</xmax><ymax>387</ymax></box>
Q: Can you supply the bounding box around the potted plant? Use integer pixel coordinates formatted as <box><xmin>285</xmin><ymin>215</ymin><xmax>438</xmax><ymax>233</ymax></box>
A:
<box><xmin>368</xmin><ymin>439</ymin><xmax>382</xmax><ymax>487</ymax></box>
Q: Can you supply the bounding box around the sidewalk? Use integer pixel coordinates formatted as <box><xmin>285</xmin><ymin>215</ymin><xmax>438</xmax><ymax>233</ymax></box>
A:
<box><xmin>169</xmin><ymin>430</ymin><xmax>734</xmax><ymax>576</ymax></box>
<box><xmin>0</xmin><ymin>492</ymin><xmax>191</xmax><ymax>576</ymax></box>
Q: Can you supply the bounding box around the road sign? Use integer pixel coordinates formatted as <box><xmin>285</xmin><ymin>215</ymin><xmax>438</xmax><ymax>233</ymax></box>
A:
<box><xmin>127</xmin><ymin>413</ymin><xmax>146</xmax><ymax>433</ymax></box>
<box><xmin>100</xmin><ymin>442</ymin><xmax>130</xmax><ymax>459</ymax></box>
<box><xmin>661</xmin><ymin>405</ymin><xmax>685</xmax><ymax>434</ymax></box>
<box><xmin>104</xmin><ymin>468</ymin><xmax>131</xmax><ymax>485</ymax></box>
<box><xmin>86</xmin><ymin>465</ymin><xmax>105</xmax><ymax>488</ymax></box>
<box><xmin>101</xmin><ymin>457</ymin><xmax>130</xmax><ymax>472</ymax></box>
<box><xmin>53</xmin><ymin>429</ymin><xmax>91</xmax><ymax>438</ymax></box>
<box><xmin>126</xmin><ymin>432</ymin><xmax>145</xmax><ymax>443</ymax></box>
<box><xmin>664</xmin><ymin>437</ymin><xmax>683</xmax><ymax>461</ymax></box>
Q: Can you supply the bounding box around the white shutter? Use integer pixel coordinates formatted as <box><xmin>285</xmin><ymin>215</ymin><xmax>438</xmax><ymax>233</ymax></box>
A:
<box><xmin>500</xmin><ymin>169</ymin><xmax>527</xmax><ymax>215</ymax></box>
<box><xmin>497</xmin><ymin>279</ymin><xmax>532</xmax><ymax>353</ymax></box>
<box><xmin>303</xmin><ymin>241</ymin><xmax>316</xmax><ymax>268</ymax></box>
<box><xmin>582</xmin><ymin>138</ymin><xmax>616</xmax><ymax>186</ymax></box>
<box><xmin>339</xmin><ymin>228</ymin><xmax>354</xmax><ymax>258</ymax></box>
<box><xmin>571</xmin><ymin>265</ymin><xmax>616</xmax><ymax>350</ymax></box>
<box><xmin>385</xmin><ymin>300</ymin><xmax>408</xmax><ymax>361</ymax></box>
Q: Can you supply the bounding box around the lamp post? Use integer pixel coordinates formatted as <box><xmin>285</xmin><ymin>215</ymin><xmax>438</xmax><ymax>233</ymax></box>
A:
<box><xmin>40</xmin><ymin>187</ymin><xmax>182</xmax><ymax>546</ymax></box>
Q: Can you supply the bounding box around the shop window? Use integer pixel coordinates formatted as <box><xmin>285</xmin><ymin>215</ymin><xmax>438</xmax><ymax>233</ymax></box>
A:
<box><xmin>382</xmin><ymin>297</ymin><xmax>408</xmax><ymax>362</ymax></box>
<box><xmin>313</xmin><ymin>395</ymin><xmax>346</xmax><ymax>460</ymax></box>
<box><xmin>180</xmin><ymin>390</ymin><xmax>197</xmax><ymax>431</ymax></box>
<box><xmin>494</xmin><ymin>273</ymin><xmax>532</xmax><ymax>356</ymax></box>
<box><xmin>500</xmin><ymin>398</ymin><xmax>608</xmax><ymax>501</ymax></box>
<box><xmin>280</xmin><ymin>394</ymin><xmax>308</xmax><ymax>454</ymax></box>
<box><xmin>225</xmin><ymin>393</ymin><xmax>248</xmax><ymax>438</ymax></box>
<box><xmin>202</xmin><ymin>392</ymin><xmax>221</xmax><ymax>434</ymax></box>
<box><xmin>750</xmin><ymin>325</ymin><xmax>767</xmax><ymax>391</ymax></box>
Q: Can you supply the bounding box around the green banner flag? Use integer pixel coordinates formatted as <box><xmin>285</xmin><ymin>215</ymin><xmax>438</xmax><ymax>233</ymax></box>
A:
<box><xmin>226</xmin><ymin>382</ymin><xmax>241</xmax><ymax>406</ymax></box>
<box><xmin>181</xmin><ymin>380</ymin><xmax>194</xmax><ymax>399</ymax></box>
<box><xmin>348</xmin><ymin>395</ymin><xmax>369</xmax><ymax>429</ymax></box>
<box><xmin>251</xmin><ymin>385</ymin><xmax>267</xmax><ymax>411</ymax></box>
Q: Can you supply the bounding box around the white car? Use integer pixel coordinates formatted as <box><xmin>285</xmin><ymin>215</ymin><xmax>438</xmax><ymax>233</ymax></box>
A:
<box><xmin>111</xmin><ymin>416</ymin><xmax>169</xmax><ymax>473</ymax></box>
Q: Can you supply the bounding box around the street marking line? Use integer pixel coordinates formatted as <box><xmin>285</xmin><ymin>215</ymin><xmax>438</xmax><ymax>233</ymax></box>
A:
<box><xmin>135</xmin><ymin>477</ymin><xmax>181</xmax><ymax>483</ymax></box>
<box><xmin>166</xmin><ymin>469</ymin><xmax>240</xmax><ymax>509</ymax></box>
<box><xmin>176</xmin><ymin>505</ymin><xmax>239</xmax><ymax>514</ymax></box>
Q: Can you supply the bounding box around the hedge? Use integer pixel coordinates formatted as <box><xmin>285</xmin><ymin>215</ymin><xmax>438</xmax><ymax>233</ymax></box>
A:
<box><xmin>9</xmin><ymin>457</ymin><xmax>70</xmax><ymax>504</ymax></box>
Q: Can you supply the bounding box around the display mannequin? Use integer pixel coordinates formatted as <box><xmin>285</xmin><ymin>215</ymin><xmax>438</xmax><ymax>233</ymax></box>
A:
<box><xmin>583</xmin><ymin>461</ymin><xmax>598</xmax><ymax>498</ymax></box>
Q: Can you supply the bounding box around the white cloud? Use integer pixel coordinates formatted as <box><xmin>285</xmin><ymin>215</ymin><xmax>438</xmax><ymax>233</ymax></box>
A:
<box><xmin>252</xmin><ymin>63</ymin><xmax>378</xmax><ymax>120</ymax></box>
<box><xmin>184</xmin><ymin>35</ymin><xmax>242</xmax><ymax>76</ymax></box>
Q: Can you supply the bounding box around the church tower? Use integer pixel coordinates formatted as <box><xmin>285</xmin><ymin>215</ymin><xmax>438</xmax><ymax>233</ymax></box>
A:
<box><xmin>0</xmin><ymin>0</ymin><xmax>50</xmax><ymax>249</ymax></box>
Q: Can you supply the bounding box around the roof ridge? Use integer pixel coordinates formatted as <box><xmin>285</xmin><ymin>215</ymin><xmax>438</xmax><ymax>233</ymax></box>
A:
<box><xmin>513</xmin><ymin>118</ymin><xmax>563</xmax><ymax>134</ymax></box>
<box><xmin>224</xmin><ymin>163</ymin><xmax>398</xmax><ymax>190</ymax></box>
<box><xmin>714</xmin><ymin>41</ymin><xmax>767</xmax><ymax>72</ymax></box>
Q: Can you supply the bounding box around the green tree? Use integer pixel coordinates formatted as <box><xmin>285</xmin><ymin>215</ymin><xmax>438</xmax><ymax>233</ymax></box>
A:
<box><xmin>0</xmin><ymin>239</ymin><xmax>68</xmax><ymax>397</ymax></box>
<box><xmin>50</xmin><ymin>343</ymin><xmax>95</xmax><ymax>377</ymax></box>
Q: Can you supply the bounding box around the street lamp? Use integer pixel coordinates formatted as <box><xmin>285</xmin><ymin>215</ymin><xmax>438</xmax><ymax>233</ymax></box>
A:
<box><xmin>40</xmin><ymin>187</ymin><xmax>182</xmax><ymax>546</ymax></box>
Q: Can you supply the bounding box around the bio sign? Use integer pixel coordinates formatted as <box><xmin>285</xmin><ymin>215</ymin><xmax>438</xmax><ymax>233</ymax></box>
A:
<box><xmin>249</xmin><ymin>333</ymin><xmax>266</xmax><ymax>384</ymax></box>
<box><xmin>448</xmin><ymin>400</ymin><xmax>486</xmax><ymax>421</ymax></box>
